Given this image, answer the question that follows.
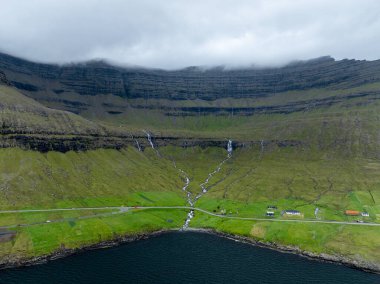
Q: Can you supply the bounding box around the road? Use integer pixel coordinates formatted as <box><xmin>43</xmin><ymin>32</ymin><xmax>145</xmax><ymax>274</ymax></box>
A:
<box><xmin>0</xmin><ymin>206</ymin><xmax>379</xmax><ymax>228</ymax></box>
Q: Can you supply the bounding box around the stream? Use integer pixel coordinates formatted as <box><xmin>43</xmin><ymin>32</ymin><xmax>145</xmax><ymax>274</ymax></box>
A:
<box><xmin>183</xmin><ymin>140</ymin><xmax>233</xmax><ymax>229</ymax></box>
<box><xmin>135</xmin><ymin>139</ymin><xmax>142</xmax><ymax>152</ymax></box>
<box><xmin>142</xmin><ymin>132</ymin><xmax>233</xmax><ymax>230</ymax></box>
<box><xmin>142</xmin><ymin>130</ymin><xmax>159</xmax><ymax>156</ymax></box>
<box><xmin>195</xmin><ymin>140</ymin><xmax>233</xmax><ymax>201</ymax></box>
<box><xmin>142</xmin><ymin>130</ymin><xmax>194</xmax><ymax>218</ymax></box>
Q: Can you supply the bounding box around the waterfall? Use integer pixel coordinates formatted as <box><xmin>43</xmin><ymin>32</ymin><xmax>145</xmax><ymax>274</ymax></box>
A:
<box><xmin>182</xmin><ymin>210</ymin><xmax>194</xmax><ymax>230</ymax></box>
<box><xmin>140</xmin><ymin>130</ymin><xmax>232</xmax><ymax>231</ymax></box>
<box><xmin>179</xmin><ymin>169</ymin><xmax>193</xmax><ymax>207</ymax></box>
<box><xmin>143</xmin><ymin>130</ymin><xmax>155</xmax><ymax>149</ymax></box>
<box><xmin>183</xmin><ymin>139</ymin><xmax>234</xmax><ymax>226</ymax></box>
<box><xmin>180</xmin><ymin>170</ymin><xmax>194</xmax><ymax>229</ymax></box>
<box><xmin>142</xmin><ymin>130</ymin><xmax>193</xmax><ymax>228</ymax></box>
<box><xmin>227</xmin><ymin>139</ymin><xmax>233</xmax><ymax>157</ymax></box>
<box><xmin>135</xmin><ymin>139</ymin><xmax>142</xmax><ymax>152</ymax></box>
<box><xmin>189</xmin><ymin>139</ymin><xmax>234</xmax><ymax>215</ymax></box>
<box><xmin>142</xmin><ymin>130</ymin><xmax>160</xmax><ymax>156</ymax></box>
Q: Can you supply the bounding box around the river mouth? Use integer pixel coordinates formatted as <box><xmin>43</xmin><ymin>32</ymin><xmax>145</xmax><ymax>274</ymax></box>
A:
<box><xmin>0</xmin><ymin>231</ymin><xmax>378</xmax><ymax>284</ymax></box>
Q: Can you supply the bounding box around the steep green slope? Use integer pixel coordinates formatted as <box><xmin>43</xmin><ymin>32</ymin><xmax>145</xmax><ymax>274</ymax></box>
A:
<box><xmin>0</xmin><ymin>147</ymin><xmax>185</xmax><ymax>209</ymax></box>
<box><xmin>0</xmin><ymin>53</ymin><xmax>379</xmax><ymax>271</ymax></box>
<box><xmin>0</xmin><ymin>145</ymin><xmax>379</xmax><ymax>270</ymax></box>
<box><xmin>0</xmin><ymin>85</ymin><xmax>105</xmax><ymax>136</ymax></box>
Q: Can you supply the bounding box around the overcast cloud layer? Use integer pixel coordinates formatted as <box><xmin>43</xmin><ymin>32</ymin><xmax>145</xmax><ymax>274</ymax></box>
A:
<box><xmin>0</xmin><ymin>0</ymin><xmax>379</xmax><ymax>69</ymax></box>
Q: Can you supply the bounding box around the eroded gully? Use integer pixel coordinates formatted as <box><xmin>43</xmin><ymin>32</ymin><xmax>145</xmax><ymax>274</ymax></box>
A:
<box><xmin>182</xmin><ymin>140</ymin><xmax>233</xmax><ymax>229</ymax></box>
<box><xmin>142</xmin><ymin>130</ymin><xmax>194</xmax><ymax>215</ymax></box>
<box><xmin>142</xmin><ymin>131</ymin><xmax>233</xmax><ymax>230</ymax></box>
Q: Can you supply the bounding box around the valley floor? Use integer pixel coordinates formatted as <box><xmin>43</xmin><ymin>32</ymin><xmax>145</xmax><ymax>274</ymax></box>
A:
<box><xmin>0</xmin><ymin>206</ymin><xmax>379</xmax><ymax>273</ymax></box>
<box><xmin>0</xmin><ymin>145</ymin><xmax>379</xmax><ymax>272</ymax></box>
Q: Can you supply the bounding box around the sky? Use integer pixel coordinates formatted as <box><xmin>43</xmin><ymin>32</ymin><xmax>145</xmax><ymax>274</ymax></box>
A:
<box><xmin>0</xmin><ymin>0</ymin><xmax>379</xmax><ymax>69</ymax></box>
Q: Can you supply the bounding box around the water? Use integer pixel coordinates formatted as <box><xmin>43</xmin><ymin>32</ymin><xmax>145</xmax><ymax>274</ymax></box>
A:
<box><xmin>227</xmin><ymin>139</ymin><xmax>233</xmax><ymax>157</ymax></box>
<box><xmin>134</xmin><ymin>139</ymin><xmax>142</xmax><ymax>152</ymax></box>
<box><xmin>0</xmin><ymin>232</ymin><xmax>378</xmax><ymax>284</ymax></box>
<box><xmin>197</xmin><ymin>140</ymin><xmax>232</xmax><ymax>199</ymax></box>
<box><xmin>142</xmin><ymin>130</ymin><xmax>155</xmax><ymax>149</ymax></box>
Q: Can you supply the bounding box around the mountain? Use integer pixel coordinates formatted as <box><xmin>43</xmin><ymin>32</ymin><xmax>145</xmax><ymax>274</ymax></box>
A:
<box><xmin>1</xmin><ymin>52</ymin><xmax>380</xmax><ymax>156</ymax></box>
<box><xmin>0</xmin><ymin>53</ymin><xmax>379</xmax><ymax>272</ymax></box>
<box><xmin>2</xmin><ymin>53</ymin><xmax>380</xmax><ymax>101</ymax></box>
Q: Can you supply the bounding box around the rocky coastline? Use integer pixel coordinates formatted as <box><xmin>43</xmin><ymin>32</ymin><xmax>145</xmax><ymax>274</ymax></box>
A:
<box><xmin>0</xmin><ymin>229</ymin><xmax>176</xmax><ymax>270</ymax></box>
<box><xmin>196</xmin><ymin>229</ymin><xmax>380</xmax><ymax>275</ymax></box>
<box><xmin>0</xmin><ymin>228</ymin><xmax>378</xmax><ymax>275</ymax></box>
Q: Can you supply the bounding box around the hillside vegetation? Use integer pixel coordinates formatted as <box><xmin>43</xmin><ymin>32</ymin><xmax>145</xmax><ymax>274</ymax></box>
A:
<box><xmin>0</xmin><ymin>85</ymin><xmax>105</xmax><ymax>136</ymax></box>
<box><xmin>0</xmin><ymin>53</ymin><xmax>379</xmax><ymax>271</ymax></box>
<box><xmin>0</xmin><ymin>145</ymin><xmax>379</xmax><ymax>269</ymax></box>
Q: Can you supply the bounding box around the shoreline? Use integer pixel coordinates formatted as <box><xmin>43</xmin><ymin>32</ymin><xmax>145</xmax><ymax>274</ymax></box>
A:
<box><xmin>0</xmin><ymin>227</ymin><xmax>379</xmax><ymax>275</ymax></box>
<box><xmin>0</xmin><ymin>229</ymin><xmax>177</xmax><ymax>270</ymax></box>
<box><xmin>188</xmin><ymin>228</ymin><xmax>380</xmax><ymax>275</ymax></box>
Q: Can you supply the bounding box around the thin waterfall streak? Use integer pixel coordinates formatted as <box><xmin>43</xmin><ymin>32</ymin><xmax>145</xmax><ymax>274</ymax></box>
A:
<box><xmin>142</xmin><ymin>131</ymin><xmax>191</xmax><ymax>208</ymax></box>
<box><xmin>142</xmin><ymin>130</ymin><xmax>160</xmax><ymax>156</ymax></box>
<box><xmin>141</xmin><ymin>131</ymin><xmax>232</xmax><ymax>231</ymax></box>
<box><xmin>142</xmin><ymin>130</ymin><xmax>193</xmax><ymax>229</ymax></box>
<box><xmin>197</xmin><ymin>139</ymin><xmax>233</xmax><ymax>197</ymax></box>
<box><xmin>227</xmin><ymin>139</ymin><xmax>233</xmax><ymax>158</ymax></box>
<box><xmin>135</xmin><ymin>139</ymin><xmax>142</xmax><ymax>152</ymax></box>
<box><xmin>179</xmin><ymin>168</ymin><xmax>193</xmax><ymax>207</ymax></box>
<box><xmin>183</xmin><ymin>139</ymin><xmax>233</xmax><ymax>228</ymax></box>
<box><xmin>142</xmin><ymin>130</ymin><xmax>155</xmax><ymax>149</ymax></box>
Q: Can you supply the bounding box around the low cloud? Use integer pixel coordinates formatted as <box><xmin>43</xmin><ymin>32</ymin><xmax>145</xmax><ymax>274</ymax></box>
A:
<box><xmin>0</xmin><ymin>0</ymin><xmax>379</xmax><ymax>69</ymax></box>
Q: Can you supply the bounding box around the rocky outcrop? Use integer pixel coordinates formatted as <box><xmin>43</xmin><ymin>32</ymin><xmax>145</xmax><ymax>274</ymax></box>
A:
<box><xmin>132</xmin><ymin>91</ymin><xmax>380</xmax><ymax>116</ymax></box>
<box><xmin>0</xmin><ymin>71</ymin><xmax>11</xmax><ymax>86</ymax></box>
<box><xmin>0</xmin><ymin>132</ymin><xmax>305</xmax><ymax>153</ymax></box>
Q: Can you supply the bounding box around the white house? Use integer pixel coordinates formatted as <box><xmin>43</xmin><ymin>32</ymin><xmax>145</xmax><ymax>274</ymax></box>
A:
<box><xmin>284</xmin><ymin>210</ymin><xmax>301</xmax><ymax>216</ymax></box>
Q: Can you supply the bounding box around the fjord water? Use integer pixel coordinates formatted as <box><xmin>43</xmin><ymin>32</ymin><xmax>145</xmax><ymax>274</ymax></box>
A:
<box><xmin>0</xmin><ymin>232</ymin><xmax>378</xmax><ymax>284</ymax></box>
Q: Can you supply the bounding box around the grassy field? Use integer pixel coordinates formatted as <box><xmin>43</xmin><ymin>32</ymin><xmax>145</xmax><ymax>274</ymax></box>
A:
<box><xmin>0</xmin><ymin>146</ymin><xmax>191</xmax><ymax>261</ymax></box>
<box><xmin>164</xmin><ymin>146</ymin><xmax>380</xmax><ymax>219</ymax></box>
<box><xmin>0</xmin><ymin>145</ymin><xmax>379</xmax><ymax>267</ymax></box>
<box><xmin>0</xmin><ymin>209</ymin><xmax>187</xmax><ymax>262</ymax></box>
<box><xmin>190</xmin><ymin>214</ymin><xmax>380</xmax><ymax>265</ymax></box>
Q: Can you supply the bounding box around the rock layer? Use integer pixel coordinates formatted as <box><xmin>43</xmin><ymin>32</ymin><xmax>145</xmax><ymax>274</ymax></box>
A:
<box><xmin>2</xmin><ymin>53</ymin><xmax>380</xmax><ymax>101</ymax></box>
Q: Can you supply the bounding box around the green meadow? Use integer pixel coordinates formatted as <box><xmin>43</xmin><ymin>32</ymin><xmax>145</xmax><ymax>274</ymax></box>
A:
<box><xmin>0</xmin><ymin>145</ymin><xmax>379</xmax><ymax>267</ymax></box>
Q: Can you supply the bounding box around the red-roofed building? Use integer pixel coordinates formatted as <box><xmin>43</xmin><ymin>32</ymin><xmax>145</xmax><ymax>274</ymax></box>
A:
<box><xmin>345</xmin><ymin>210</ymin><xmax>360</xmax><ymax>216</ymax></box>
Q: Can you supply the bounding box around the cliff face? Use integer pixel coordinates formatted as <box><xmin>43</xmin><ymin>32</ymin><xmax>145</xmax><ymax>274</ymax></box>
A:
<box><xmin>120</xmin><ymin>57</ymin><xmax>380</xmax><ymax>100</ymax></box>
<box><xmin>1</xmin><ymin>52</ymin><xmax>380</xmax><ymax>156</ymax></box>
<box><xmin>1</xmin><ymin>53</ymin><xmax>380</xmax><ymax>101</ymax></box>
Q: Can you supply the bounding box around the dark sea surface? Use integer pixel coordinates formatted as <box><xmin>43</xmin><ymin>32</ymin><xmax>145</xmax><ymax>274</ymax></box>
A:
<box><xmin>0</xmin><ymin>231</ymin><xmax>378</xmax><ymax>284</ymax></box>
